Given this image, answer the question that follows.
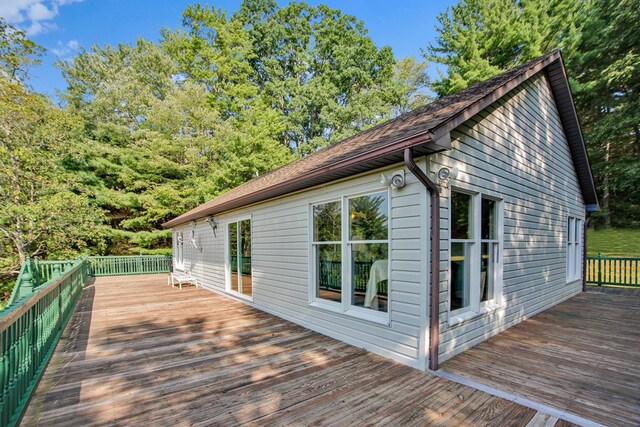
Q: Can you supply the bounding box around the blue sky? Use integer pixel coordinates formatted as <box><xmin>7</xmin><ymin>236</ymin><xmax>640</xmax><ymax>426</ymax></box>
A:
<box><xmin>1</xmin><ymin>0</ymin><xmax>457</xmax><ymax>101</ymax></box>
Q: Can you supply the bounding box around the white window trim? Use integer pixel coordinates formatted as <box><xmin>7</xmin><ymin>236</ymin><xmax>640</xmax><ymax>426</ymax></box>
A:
<box><xmin>309</xmin><ymin>197</ymin><xmax>343</xmax><ymax>310</ymax></box>
<box><xmin>174</xmin><ymin>231</ymin><xmax>185</xmax><ymax>271</ymax></box>
<box><xmin>448</xmin><ymin>189</ymin><xmax>504</xmax><ymax>325</ymax></box>
<box><xmin>566</xmin><ymin>216</ymin><xmax>583</xmax><ymax>283</ymax></box>
<box><xmin>225</xmin><ymin>215</ymin><xmax>254</xmax><ymax>302</ymax></box>
<box><xmin>308</xmin><ymin>187</ymin><xmax>391</xmax><ymax>326</ymax></box>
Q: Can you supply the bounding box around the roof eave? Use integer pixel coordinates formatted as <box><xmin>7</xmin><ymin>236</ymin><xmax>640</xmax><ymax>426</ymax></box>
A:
<box><xmin>162</xmin><ymin>133</ymin><xmax>449</xmax><ymax>228</ymax></box>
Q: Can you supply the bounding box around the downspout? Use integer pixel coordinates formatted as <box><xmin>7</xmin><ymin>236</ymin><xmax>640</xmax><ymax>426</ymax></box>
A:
<box><xmin>404</xmin><ymin>148</ymin><xmax>440</xmax><ymax>371</ymax></box>
<box><xmin>582</xmin><ymin>214</ymin><xmax>591</xmax><ymax>292</ymax></box>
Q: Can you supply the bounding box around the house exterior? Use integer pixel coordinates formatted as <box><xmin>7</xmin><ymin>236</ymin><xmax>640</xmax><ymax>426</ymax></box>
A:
<box><xmin>163</xmin><ymin>50</ymin><xmax>598</xmax><ymax>371</ymax></box>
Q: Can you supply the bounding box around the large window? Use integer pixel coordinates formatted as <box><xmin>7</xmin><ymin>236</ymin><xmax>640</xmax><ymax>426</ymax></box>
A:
<box><xmin>228</xmin><ymin>219</ymin><xmax>252</xmax><ymax>298</ymax></box>
<box><xmin>311</xmin><ymin>190</ymin><xmax>390</xmax><ymax>319</ymax></box>
<box><xmin>313</xmin><ymin>201</ymin><xmax>342</xmax><ymax>303</ymax></box>
<box><xmin>450</xmin><ymin>190</ymin><xmax>502</xmax><ymax>317</ymax></box>
<box><xmin>566</xmin><ymin>217</ymin><xmax>583</xmax><ymax>282</ymax></box>
<box><xmin>349</xmin><ymin>192</ymin><xmax>389</xmax><ymax>313</ymax></box>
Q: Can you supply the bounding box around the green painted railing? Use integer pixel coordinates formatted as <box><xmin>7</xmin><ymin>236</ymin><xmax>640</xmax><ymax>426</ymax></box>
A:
<box><xmin>0</xmin><ymin>259</ymin><xmax>88</xmax><ymax>427</ymax></box>
<box><xmin>318</xmin><ymin>260</ymin><xmax>388</xmax><ymax>296</ymax></box>
<box><xmin>586</xmin><ymin>254</ymin><xmax>640</xmax><ymax>286</ymax></box>
<box><xmin>230</xmin><ymin>255</ymin><xmax>252</xmax><ymax>275</ymax></box>
<box><xmin>8</xmin><ymin>259</ymin><xmax>80</xmax><ymax>306</ymax></box>
<box><xmin>87</xmin><ymin>255</ymin><xmax>173</xmax><ymax>277</ymax></box>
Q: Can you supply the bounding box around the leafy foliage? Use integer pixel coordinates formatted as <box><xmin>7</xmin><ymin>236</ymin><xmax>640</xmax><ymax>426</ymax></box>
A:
<box><xmin>427</xmin><ymin>0</ymin><xmax>640</xmax><ymax>228</ymax></box>
<box><xmin>0</xmin><ymin>18</ymin><xmax>44</xmax><ymax>82</ymax></box>
<box><xmin>0</xmin><ymin>77</ymin><xmax>107</xmax><ymax>277</ymax></box>
<box><xmin>2</xmin><ymin>0</ymin><xmax>428</xmax><ymax>287</ymax></box>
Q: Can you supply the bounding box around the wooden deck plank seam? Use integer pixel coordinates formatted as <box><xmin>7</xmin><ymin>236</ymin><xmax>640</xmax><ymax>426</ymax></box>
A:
<box><xmin>434</xmin><ymin>369</ymin><xmax>605</xmax><ymax>427</ymax></box>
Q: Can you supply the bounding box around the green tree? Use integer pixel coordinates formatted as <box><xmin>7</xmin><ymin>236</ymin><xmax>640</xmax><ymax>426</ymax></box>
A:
<box><xmin>0</xmin><ymin>17</ymin><xmax>44</xmax><ymax>82</ymax></box>
<box><xmin>427</xmin><ymin>0</ymin><xmax>639</xmax><ymax>227</ymax></box>
<box><xmin>0</xmin><ymin>77</ymin><xmax>106</xmax><ymax>276</ymax></box>
<box><xmin>426</xmin><ymin>0</ymin><xmax>577</xmax><ymax>96</ymax></box>
<box><xmin>565</xmin><ymin>0</ymin><xmax>640</xmax><ymax>227</ymax></box>
<box><xmin>233</xmin><ymin>0</ymin><xmax>402</xmax><ymax>154</ymax></box>
<box><xmin>392</xmin><ymin>56</ymin><xmax>431</xmax><ymax>116</ymax></box>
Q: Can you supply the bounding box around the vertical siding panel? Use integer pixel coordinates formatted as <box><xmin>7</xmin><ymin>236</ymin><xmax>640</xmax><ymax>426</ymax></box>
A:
<box><xmin>435</xmin><ymin>73</ymin><xmax>585</xmax><ymax>362</ymax></box>
<box><xmin>178</xmin><ymin>165</ymin><xmax>426</xmax><ymax>368</ymax></box>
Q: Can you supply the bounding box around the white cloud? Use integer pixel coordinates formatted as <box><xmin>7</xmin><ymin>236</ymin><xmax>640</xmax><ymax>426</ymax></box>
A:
<box><xmin>51</xmin><ymin>38</ymin><xmax>79</xmax><ymax>57</ymax></box>
<box><xmin>27</xmin><ymin>3</ymin><xmax>56</xmax><ymax>21</ymax></box>
<box><xmin>0</xmin><ymin>0</ymin><xmax>83</xmax><ymax>36</ymax></box>
<box><xmin>25</xmin><ymin>20</ymin><xmax>57</xmax><ymax>36</ymax></box>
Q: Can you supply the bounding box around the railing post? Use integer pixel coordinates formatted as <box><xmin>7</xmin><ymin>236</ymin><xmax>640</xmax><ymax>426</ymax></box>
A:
<box><xmin>19</xmin><ymin>270</ymin><xmax>34</xmax><ymax>299</ymax></box>
<box><xmin>52</xmin><ymin>264</ymin><xmax>62</xmax><ymax>279</ymax></box>
<box><xmin>33</xmin><ymin>257</ymin><xmax>41</xmax><ymax>289</ymax></box>
<box><xmin>597</xmin><ymin>252</ymin><xmax>603</xmax><ymax>286</ymax></box>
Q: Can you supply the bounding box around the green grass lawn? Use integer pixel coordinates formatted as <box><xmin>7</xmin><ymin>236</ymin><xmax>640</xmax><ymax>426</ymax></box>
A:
<box><xmin>587</xmin><ymin>228</ymin><xmax>640</xmax><ymax>257</ymax></box>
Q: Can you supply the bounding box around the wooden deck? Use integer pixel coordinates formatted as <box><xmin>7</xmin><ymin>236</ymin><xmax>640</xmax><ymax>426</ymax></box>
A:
<box><xmin>21</xmin><ymin>274</ymin><xmax>568</xmax><ymax>426</ymax></box>
<box><xmin>442</xmin><ymin>287</ymin><xmax>640</xmax><ymax>427</ymax></box>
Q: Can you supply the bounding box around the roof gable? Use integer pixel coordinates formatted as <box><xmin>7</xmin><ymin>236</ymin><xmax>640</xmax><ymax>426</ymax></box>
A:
<box><xmin>163</xmin><ymin>50</ymin><xmax>597</xmax><ymax>228</ymax></box>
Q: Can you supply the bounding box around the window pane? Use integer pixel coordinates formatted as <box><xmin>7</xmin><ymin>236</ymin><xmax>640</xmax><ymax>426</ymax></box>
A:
<box><xmin>481</xmin><ymin>242</ymin><xmax>495</xmax><ymax>302</ymax></box>
<box><xmin>317</xmin><ymin>244</ymin><xmax>341</xmax><ymax>302</ymax></box>
<box><xmin>314</xmin><ymin>201</ymin><xmax>342</xmax><ymax>242</ymax></box>
<box><xmin>229</xmin><ymin>223</ymin><xmax>238</xmax><ymax>292</ymax></box>
<box><xmin>451</xmin><ymin>242</ymin><xmax>470</xmax><ymax>311</ymax></box>
<box><xmin>451</xmin><ymin>192</ymin><xmax>472</xmax><ymax>240</ymax></box>
<box><xmin>239</xmin><ymin>219</ymin><xmax>252</xmax><ymax>296</ymax></box>
<box><xmin>481</xmin><ymin>198</ymin><xmax>496</xmax><ymax>240</ymax></box>
<box><xmin>568</xmin><ymin>218</ymin><xmax>574</xmax><ymax>243</ymax></box>
<box><xmin>349</xmin><ymin>192</ymin><xmax>388</xmax><ymax>241</ymax></box>
<box><xmin>351</xmin><ymin>243</ymin><xmax>388</xmax><ymax>312</ymax></box>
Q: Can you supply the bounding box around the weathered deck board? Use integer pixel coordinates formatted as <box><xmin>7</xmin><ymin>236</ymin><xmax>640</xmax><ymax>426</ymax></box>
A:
<box><xmin>21</xmin><ymin>274</ymin><xmax>556</xmax><ymax>426</ymax></box>
<box><xmin>442</xmin><ymin>288</ymin><xmax>640</xmax><ymax>427</ymax></box>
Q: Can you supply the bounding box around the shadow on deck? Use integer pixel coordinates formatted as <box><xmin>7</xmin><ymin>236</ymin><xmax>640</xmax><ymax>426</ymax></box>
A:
<box><xmin>22</xmin><ymin>274</ymin><xmax>560</xmax><ymax>426</ymax></box>
<box><xmin>442</xmin><ymin>287</ymin><xmax>640</xmax><ymax>427</ymax></box>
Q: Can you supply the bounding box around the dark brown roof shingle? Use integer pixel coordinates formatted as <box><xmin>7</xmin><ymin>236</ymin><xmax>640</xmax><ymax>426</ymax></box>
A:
<box><xmin>163</xmin><ymin>50</ymin><xmax>597</xmax><ymax>227</ymax></box>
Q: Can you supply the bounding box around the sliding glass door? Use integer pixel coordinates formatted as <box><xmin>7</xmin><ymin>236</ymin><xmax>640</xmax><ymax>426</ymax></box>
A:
<box><xmin>228</xmin><ymin>219</ymin><xmax>252</xmax><ymax>297</ymax></box>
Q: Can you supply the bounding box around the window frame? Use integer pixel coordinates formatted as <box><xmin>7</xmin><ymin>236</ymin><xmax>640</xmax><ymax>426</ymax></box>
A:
<box><xmin>174</xmin><ymin>231</ymin><xmax>185</xmax><ymax>271</ymax></box>
<box><xmin>448</xmin><ymin>188</ymin><xmax>504</xmax><ymax>324</ymax></box>
<box><xmin>225</xmin><ymin>215</ymin><xmax>254</xmax><ymax>301</ymax></box>
<box><xmin>566</xmin><ymin>216</ymin><xmax>583</xmax><ymax>283</ymax></box>
<box><xmin>309</xmin><ymin>198</ymin><xmax>343</xmax><ymax>310</ymax></box>
<box><xmin>308</xmin><ymin>187</ymin><xmax>391</xmax><ymax>325</ymax></box>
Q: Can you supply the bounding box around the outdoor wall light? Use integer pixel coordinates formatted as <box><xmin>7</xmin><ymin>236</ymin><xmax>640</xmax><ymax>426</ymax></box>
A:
<box><xmin>437</xmin><ymin>167</ymin><xmax>459</xmax><ymax>181</ymax></box>
<box><xmin>379</xmin><ymin>170</ymin><xmax>406</xmax><ymax>190</ymax></box>
<box><xmin>205</xmin><ymin>216</ymin><xmax>218</xmax><ymax>237</ymax></box>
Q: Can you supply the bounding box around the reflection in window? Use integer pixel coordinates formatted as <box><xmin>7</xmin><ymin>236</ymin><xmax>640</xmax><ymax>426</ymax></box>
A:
<box><xmin>229</xmin><ymin>224</ymin><xmax>238</xmax><ymax>292</ymax></box>
<box><xmin>450</xmin><ymin>191</ymin><xmax>501</xmax><ymax>313</ymax></box>
<box><xmin>452</xmin><ymin>192</ymin><xmax>472</xmax><ymax>239</ymax></box>
<box><xmin>228</xmin><ymin>220</ymin><xmax>252</xmax><ymax>297</ymax></box>
<box><xmin>349</xmin><ymin>192</ymin><xmax>389</xmax><ymax>313</ymax></box>
<box><xmin>239</xmin><ymin>219</ymin><xmax>252</xmax><ymax>297</ymax></box>
<box><xmin>481</xmin><ymin>197</ymin><xmax>497</xmax><ymax>303</ymax></box>
<box><xmin>349</xmin><ymin>193</ymin><xmax>388</xmax><ymax>241</ymax></box>
<box><xmin>450</xmin><ymin>191</ymin><xmax>473</xmax><ymax>312</ymax></box>
<box><xmin>313</xmin><ymin>201</ymin><xmax>342</xmax><ymax>302</ymax></box>
<box><xmin>451</xmin><ymin>242</ymin><xmax>470</xmax><ymax>311</ymax></box>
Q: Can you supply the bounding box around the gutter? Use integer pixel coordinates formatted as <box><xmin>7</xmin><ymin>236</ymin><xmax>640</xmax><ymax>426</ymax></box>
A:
<box><xmin>404</xmin><ymin>147</ymin><xmax>440</xmax><ymax>371</ymax></box>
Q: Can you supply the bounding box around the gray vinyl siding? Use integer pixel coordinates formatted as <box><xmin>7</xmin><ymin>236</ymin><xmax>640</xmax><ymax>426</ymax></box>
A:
<box><xmin>433</xmin><ymin>72</ymin><xmax>585</xmax><ymax>362</ymax></box>
<box><xmin>174</xmin><ymin>163</ymin><xmax>428</xmax><ymax>369</ymax></box>
<box><xmin>172</xmin><ymin>70</ymin><xmax>587</xmax><ymax>370</ymax></box>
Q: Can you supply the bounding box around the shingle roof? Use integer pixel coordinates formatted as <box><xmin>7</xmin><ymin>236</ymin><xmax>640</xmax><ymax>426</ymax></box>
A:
<box><xmin>163</xmin><ymin>50</ymin><xmax>597</xmax><ymax>227</ymax></box>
